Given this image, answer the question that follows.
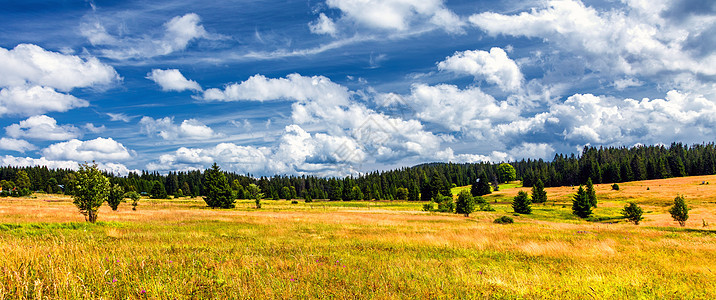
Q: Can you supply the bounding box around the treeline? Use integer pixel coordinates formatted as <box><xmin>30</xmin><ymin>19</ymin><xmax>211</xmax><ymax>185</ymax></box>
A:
<box><xmin>1</xmin><ymin>142</ymin><xmax>715</xmax><ymax>200</ymax></box>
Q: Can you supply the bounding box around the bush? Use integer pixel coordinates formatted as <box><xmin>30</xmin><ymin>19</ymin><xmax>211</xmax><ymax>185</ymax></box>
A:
<box><xmin>621</xmin><ymin>202</ymin><xmax>644</xmax><ymax>225</ymax></box>
<box><xmin>422</xmin><ymin>203</ymin><xmax>434</xmax><ymax>212</ymax></box>
<box><xmin>291</xmin><ymin>200</ymin><xmax>299</xmax><ymax>204</ymax></box>
<box><xmin>669</xmin><ymin>195</ymin><xmax>689</xmax><ymax>227</ymax></box>
<box><xmin>304</xmin><ymin>195</ymin><xmax>313</xmax><ymax>203</ymax></box>
<box><xmin>512</xmin><ymin>191</ymin><xmax>531</xmax><ymax>214</ymax></box>
<box><xmin>474</xmin><ymin>196</ymin><xmax>494</xmax><ymax>211</ymax></box>
<box><xmin>612</xmin><ymin>183</ymin><xmax>620</xmax><ymax>191</ymax></box>
<box><xmin>494</xmin><ymin>216</ymin><xmax>514</xmax><ymax>224</ymax></box>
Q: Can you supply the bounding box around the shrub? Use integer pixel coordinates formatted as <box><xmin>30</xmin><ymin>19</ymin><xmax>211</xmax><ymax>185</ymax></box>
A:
<box><xmin>126</xmin><ymin>191</ymin><xmax>141</xmax><ymax>211</ymax></box>
<box><xmin>494</xmin><ymin>216</ymin><xmax>514</xmax><ymax>224</ymax></box>
<box><xmin>422</xmin><ymin>203</ymin><xmax>434</xmax><ymax>212</ymax></box>
<box><xmin>291</xmin><ymin>200</ymin><xmax>299</xmax><ymax>204</ymax></box>
<box><xmin>512</xmin><ymin>191</ymin><xmax>531</xmax><ymax>214</ymax></box>
<box><xmin>304</xmin><ymin>195</ymin><xmax>313</xmax><ymax>203</ymax></box>
<box><xmin>474</xmin><ymin>196</ymin><xmax>494</xmax><ymax>211</ymax></box>
<box><xmin>437</xmin><ymin>197</ymin><xmax>454</xmax><ymax>213</ymax></box>
<box><xmin>669</xmin><ymin>195</ymin><xmax>689</xmax><ymax>227</ymax></box>
<box><xmin>612</xmin><ymin>183</ymin><xmax>620</xmax><ymax>191</ymax></box>
<box><xmin>621</xmin><ymin>202</ymin><xmax>644</xmax><ymax>225</ymax></box>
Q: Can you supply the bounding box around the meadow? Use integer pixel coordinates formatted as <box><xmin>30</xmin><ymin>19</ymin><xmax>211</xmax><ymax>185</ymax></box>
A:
<box><xmin>1</xmin><ymin>176</ymin><xmax>715</xmax><ymax>299</ymax></box>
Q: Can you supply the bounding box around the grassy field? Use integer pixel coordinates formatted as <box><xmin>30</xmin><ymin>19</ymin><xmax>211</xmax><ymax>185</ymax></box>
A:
<box><xmin>1</xmin><ymin>176</ymin><xmax>715</xmax><ymax>298</ymax></box>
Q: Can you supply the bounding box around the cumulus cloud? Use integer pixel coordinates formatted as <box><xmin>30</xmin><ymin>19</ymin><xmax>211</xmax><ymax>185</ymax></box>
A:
<box><xmin>309</xmin><ymin>13</ymin><xmax>338</xmax><ymax>36</ymax></box>
<box><xmin>139</xmin><ymin>117</ymin><xmax>220</xmax><ymax>140</ymax></box>
<box><xmin>147</xmin><ymin>69</ymin><xmax>202</xmax><ymax>92</ymax></box>
<box><xmin>0</xmin><ymin>85</ymin><xmax>89</xmax><ymax>117</ymax></box>
<box><xmin>438</xmin><ymin>48</ymin><xmax>523</xmax><ymax>92</ymax></box>
<box><xmin>0</xmin><ymin>155</ymin><xmax>135</xmax><ymax>176</ymax></box>
<box><xmin>82</xmin><ymin>13</ymin><xmax>217</xmax><ymax>60</ymax></box>
<box><xmin>323</xmin><ymin>0</ymin><xmax>465</xmax><ymax>33</ymax></box>
<box><xmin>0</xmin><ymin>138</ymin><xmax>36</xmax><ymax>153</ymax></box>
<box><xmin>5</xmin><ymin>115</ymin><xmax>80</xmax><ymax>141</ymax></box>
<box><xmin>468</xmin><ymin>0</ymin><xmax>716</xmax><ymax>76</ymax></box>
<box><xmin>0</xmin><ymin>44</ymin><xmax>120</xmax><ymax>91</ymax></box>
<box><xmin>42</xmin><ymin>137</ymin><xmax>134</xmax><ymax>162</ymax></box>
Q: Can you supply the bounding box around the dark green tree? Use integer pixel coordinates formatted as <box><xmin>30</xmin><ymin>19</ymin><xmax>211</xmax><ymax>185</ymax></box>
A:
<box><xmin>150</xmin><ymin>181</ymin><xmax>168</xmax><ymax>199</ymax></box>
<box><xmin>531</xmin><ymin>178</ymin><xmax>547</xmax><ymax>203</ymax></box>
<box><xmin>281</xmin><ymin>186</ymin><xmax>292</xmax><ymax>200</ymax></box>
<box><xmin>203</xmin><ymin>163</ymin><xmax>235</xmax><ymax>209</ymax></box>
<box><xmin>585</xmin><ymin>177</ymin><xmax>597</xmax><ymax>208</ymax></box>
<box><xmin>71</xmin><ymin>163</ymin><xmax>110</xmax><ymax>223</ymax></box>
<box><xmin>106</xmin><ymin>183</ymin><xmax>125</xmax><ymax>211</ymax></box>
<box><xmin>572</xmin><ymin>186</ymin><xmax>592</xmax><ymax>218</ymax></box>
<box><xmin>621</xmin><ymin>202</ymin><xmax>644</xmax><ymax>225</ymax></box>
<box><xmin>395</xmin><ymin>187</ymin><xmax>409</xmax><ymax>200</ymax></box>
<box><xmin>512</xmin><ymin>190</ymin><xmax>531</xmax><ymax>214</ymax></box>
<box><xmin>350</xmin><ymin>186</ymin><xmax>363</xmax><ymax>201</ymax></box>
<box><xmin>455</xmin><ymin>190</ymin><xmax>475</xmax><ymax>217</ymax></box>
<box><xmin>669</xmin><ymin>195</ymin><xmax>689</xmax><ymax>227</ymax></box>
<box><xmin>408</xmin><ymin>182</ymin><xmax>420</xmax><ymax>201</ymax></box>
<box><xmin>471</xmin><ymin>172</ymin><xmax>491</xmax><ymax>196</ymax></box>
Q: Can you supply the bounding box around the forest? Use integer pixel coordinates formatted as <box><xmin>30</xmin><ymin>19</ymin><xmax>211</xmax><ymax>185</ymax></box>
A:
<box><xmin>1</xmin><ymin>142</ymin><xmax>715</xmax><ymax>200</ymax></box>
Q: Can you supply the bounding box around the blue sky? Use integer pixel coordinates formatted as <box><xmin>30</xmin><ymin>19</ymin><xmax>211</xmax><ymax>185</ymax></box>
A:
<box><xmin>1</xmin><ymin>0</ymin><xmax>715</xmax><ymax>177</ymax></box>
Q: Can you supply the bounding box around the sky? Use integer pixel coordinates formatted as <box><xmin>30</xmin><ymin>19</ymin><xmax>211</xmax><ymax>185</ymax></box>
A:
<box><xmin>1</xmin><ymin>0</ymin><xmax>715</xmax><ymax>177</ymax></box>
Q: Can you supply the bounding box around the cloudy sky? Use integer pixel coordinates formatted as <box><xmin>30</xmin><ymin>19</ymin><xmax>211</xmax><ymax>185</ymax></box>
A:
<box><xmin>1</xmin><ymin>0</ymin><xmax>715</xmax><ymax>177</ymax></box>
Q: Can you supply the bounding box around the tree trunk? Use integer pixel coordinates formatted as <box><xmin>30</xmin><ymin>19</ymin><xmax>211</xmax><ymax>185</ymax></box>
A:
<box><xmin>88</xmin><ymin>210</ymin><xmax>97</xmax><ymax>223</ymax></box>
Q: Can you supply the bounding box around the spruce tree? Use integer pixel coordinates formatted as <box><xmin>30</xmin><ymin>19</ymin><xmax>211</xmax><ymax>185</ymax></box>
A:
<box><xmin>512</xmin><ymin>190</ymin><xmax>532</xmax><ymax>214</ymax></box>
<box><xmin>471</xmin><ymin>172</ymin><xmax>491</xmax><ymax>196</ymax></box>
<box><xmin>586</xmin><ymin>177</ymin><xmax>597</xmax><ymax>208</ymax></box>
<box><xmin>669</xmin><ymin>195</ymin><xmax>689</xmax><ymax>227</ymax></box>
<box><xmin>455</xmin><ymin>190</ymin><xmax>475</xmax><ymax>217</ymax></box>
<box><xmin>572</xmin><ymin>186</ymin><xmax>592</xmax><ymax>218</ymax></box>
<box><xmin>531</xmin><ymin>178</ymin><xmax>547</xmax><ymax>203</ymax></box>
<box><xmin>203</xmin><ymin>163</ymin><xmax>235</xmax><ymax>209</ymax></box>
<box><xmin>150</xmin><ymin>181</ymin><xmax>167</xmax><ymax>199</ymax></box>
<box><xmin>621</xmin><ymin>202</ymin><xmax>644</xmax><ymax>225</ymax></box>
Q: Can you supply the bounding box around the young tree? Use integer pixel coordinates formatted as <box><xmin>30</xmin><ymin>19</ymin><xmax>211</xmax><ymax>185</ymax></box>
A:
<box><xmin>203</xmin><ymin>163</ymin><xmax>235</xmax><ymax>209</ymax></box>
<box><xmin>106</xmin><ymin>183</ymin><xmax>125</xmax><ymax>211</ymax></box>
<box><xmin>669</xmin><ymin>195</ymin><xmax>689</xmax><ymax>227</ymax></box>
<box><xmin>621</xmin><ymin>202</ymin><xmax>644</xmax><ymax>225</ymax></box>
<box><xmin>585</xmin><ymin>177</ymin><xmax>597</xmax><ymax>208</ymax></box>
<box><xmin>497</xmin><ymin>163</ymin><xmax>516</xmax><ymax>183</ymax></box>
<box><xmin>471</xmin><ymin>172</ymin><xmax>492</xmax><ymax>196</ymax></box>
<box><xmin>71</xmin><ymin>163</ymin><xmax>110</xmax><ymax>223</ymax></box>
<box><xmin>126</xmin><ymin>191</ymin><xmax>141</xmax><ymax>211</ymax></box>
<box><xmin>572</xmin><ymin>186</ymin><xmax>592</xmax><ymax>218</ymax></box>
<box><xmin>435</xmin><ymin>193</ymin><xmax>454</xmax><ymax>213</ymax></box>
<box><xmin>246</xmin><ymin>183</ymin><xmax>263</xmax><ymax>209</ymax></box>
<box><xmin>395</xmin><ymin>187</ymin><xmax>409</xmax><ymax>200</ymax></box>
<box><xmin>455</xmin><ymin>190</ymin><xmax>476</xmax><ymax>217</ymax></box>
<box><xmin>512</xmin><ymin>190</ymin><xmax>532</xmax><ymax>214</ymax></box>
<box><xmin>531</xmin><ymin>178</ymin><xmax>547</xmax><ymax>203</ymax></box>
<box><xmin>281</xmin><ymin>186</ymin><xmax>292</xmax><ymax>200</ymax></box>
<box><xmin>150</xmin><ymin>181</ymin><xmax>168</xmax><ymax>199</ymax></box>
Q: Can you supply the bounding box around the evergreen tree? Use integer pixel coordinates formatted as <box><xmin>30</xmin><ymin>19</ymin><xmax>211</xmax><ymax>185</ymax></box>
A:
<box><xmin>669</xmin><ymin>195</ymin><xmax>689</xmax><ymax>227</ymax></box>
<box><xmin>395</xmin><ymin>187</ymin><xmax>408</xmax><ymax>200</ymax></box>
<box><xmin>150</xmin><ymin>181</ymin><xmax>168</xmax><ymax>199</ymax></box>
<box><xmin>408</xmin><ymin>182</ymin><xmax>420</xmax><ymax>201</ymax></box>
<box><xmin>621</xmin><ymin>202</ymin><xmax>644</xmax><ymax>225</ymax></box>
<box><xmin>585</xmin><ymin>177</ymin><xmax>597</xmax><ymax>208</ymax></box>
<box><xmin>182</xmin><ymin>181</ymin><xmax>192</xmax><ymax>197</ymax></box>
<box><xmin>202</xmin><ymin>163</ymin><xmax>235</xmax><ymax>209</ymax></box>
<box><xmin>471</xmin><ymin>172</ymin><xmax>491</xmax><ymax>196</ymax></box>
<box><xmin>572</xmin><ymin>186</ymin><xmax>592</xmax><ymax>218</ymax></box>
<box><xmin>512</xmin><ymin>190</ymin><xmax>532</xmax><ymax>214</ymax></box>
<box><xmin>350</xmin><ymin>186</ymin><xmax>364</xmax><ymax>201</ymax></box>
<box><xmin>531</xmin><ymin>178</ymin><xmax>547</xmax><ymax>203</ymax></box>
<box><xmin>329</xmin><ymin>180</ymin><xmax>342</xmax><ymax>201</ymax></box>
<box><xmin>281</xmin><ymin>186</ymin><xmax>292</xmax><ymax>200</ymax></box>
<box><xmin>455</xmin><ymin>190</ymin><xmax>475</xmax><ymax>217</ymax></box>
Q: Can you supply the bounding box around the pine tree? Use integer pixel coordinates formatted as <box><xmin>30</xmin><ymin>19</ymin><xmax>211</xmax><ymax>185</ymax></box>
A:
<box><xmin>203</xmin><ymin>163</ymin><xmax>235</xmax><ymax>209</ymax></box>
<box><xmin>455</xmin><ymin>190</ymin><xmax>475</xmax><ymax>217</ymax></box>
<box><xmin>471</xmin><ymin>172</ymin><xmax>491</xmax><ymax>196</ymax></box>
<box><xmin>572</xmin><ymin>186</ymin><xmax>592</xmax><ymax>218</ymax></box>
<box><xmin>531</xmin><ymin>178</ymin><xmax>547</xmax><ymax>203</ymax></box>
<box><xmin>669</xmin><ymin>195</ymin><xmax>689</xmax><ymax>227</ymax></box>
<box><xmin>150</xmin><ymin>181</ymin><xmax>168</xmax><ymax>199</ymax></box>
<box><xmin>408</xmin><ymin>182</ymin><xmax>420</xmax><ymax>201</ymax></box>
<box><xmin>585</xmin><ymin>177</ymin><xmax>597</xmax><ymax>208</ymax></box>
<box><xmin>621</xmin><ymin>202</ymin><xmax>644</xmax><ymax>225</ymax></box>
<box><xmin>512</xmin><ymin>190</ymin><xmax>532</xmax><ymax>214</ymax></box>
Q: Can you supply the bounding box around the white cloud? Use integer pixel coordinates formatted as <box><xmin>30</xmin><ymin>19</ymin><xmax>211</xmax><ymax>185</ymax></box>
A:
<box><xmin>438</xmin><ymin>47</ymin><xmax>524</xmax><ymax>92</ymax></box>
<box><xmin>106</xmin><ymin>113</ymin><xmax>133</xmax><ymax>122</ymax></box>
<box><xmin>83</xmin><ymin>13</ymin><xmax>217</xmax><ymax>60</ymax></box>
<box><xmin>324</xmin><ymin>0</ymin><xmax>465</xmax><ymax>33</ymax></box>
<box><xmin>42</xmin><ymin>137</ymin><xmax>134</xmax><ymax>162</ymax></box>
<box><xmin>0</xmin><ymin>85</ymin><xmax>89</xmax><ymax>117</ymax></box>
<box><xmin>139</xmin><ymin>117</ymin><xmax>220</xmax><ymax>140</ymax></box>
<box><xmin>6</xmin><ymin>115</ymin><xmax>80</xmax><ymax>141</ymax></box>
<box><xmin>84</xmin><ymin>123</ymin><xmax>106</xmax><ymax>133</ymax></box>
<box><xmin>0</xmin><ymin>155</ymin><xmax>136</xmax><ymax>176</ymax></box>
<box><xmin>0</xmin><ymin>138</ymin><xmax>36</xmax><ymax>153</ymax></box>
<box><xmin>0</xmin><ymin>44</ymin><xmax>120</xmax><ymax>91</ymax></box>
<box><xmin>147</xmin><ymin>69</ymin><xmax>202</xmax><ymax>92</ymax></box>
<box><xmin>468</xmin><ymin>0</ymin><xmax>716</xmax><ymax>76</ymax></box>
<box><xmin>309</xmin><ymin>13</ymin><xmax>338</xmax><ymax>36</ymax></box>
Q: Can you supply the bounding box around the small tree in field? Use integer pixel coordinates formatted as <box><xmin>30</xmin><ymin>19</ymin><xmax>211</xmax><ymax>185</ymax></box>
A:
<box><xmin>246</xmin><ymin>183</ymin><xmax>263</xmax><ymax>209</ymax></box>
<box><xmin>572</xmin><ymin>186</ymin><xmax>592</xmax><ymax>218</ymax></box>
<box><xmin>455</xmin><ymin>190</ymin><xmax>475</xmax><ymax>217</ymax></box>
<box><xmin>586</xmin><ymin>178</ymin><xmax>597</xmax><ymax>208</ymax></box>
<box><xmin>203</xmin><ymin>163</ymin><xmax>235</xmax><ymax>209</ymax></box>
<box><xmin>72</xmin><ymin>163</ymin><xmax>110</xmax><ymax>223</ymax></box>
<box><xmin>512</xmin><ymin>191</ymin><xmax>531</xmax><ymax>214</ymax></box>
<box><xmin>126</xmin><ymin>191</ymin><xmax>141</xmax><ymax>211</ymax></box>
<box><xmin>106</xmin><ymin>183</ymin><xmax>125</xmax><ymax>211</ymax></box>
<box><xmin>669</xmin><ymin>195</ymin><xmax>689</xmax><ymax>227</ymax></box>
<box><xmin>471</xmin><ymin>172</ymin><xmax>492</xmax><ymax>196</ymax></box>
<box><xmin>531</xmin><ymin>179</ymin><xmax>547</xmax><ymax>203</ymax></box>
<box><xmin>621</xmin><ymin>202</ymin><xmax>644</xmax><ymax>225</ymax></box>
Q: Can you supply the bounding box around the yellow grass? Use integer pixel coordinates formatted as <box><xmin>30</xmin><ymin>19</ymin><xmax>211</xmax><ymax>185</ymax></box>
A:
<box><xmin>0</xmin><ymin>175</ymin><xmax>715</xmax><ymax>298</ymax></box>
